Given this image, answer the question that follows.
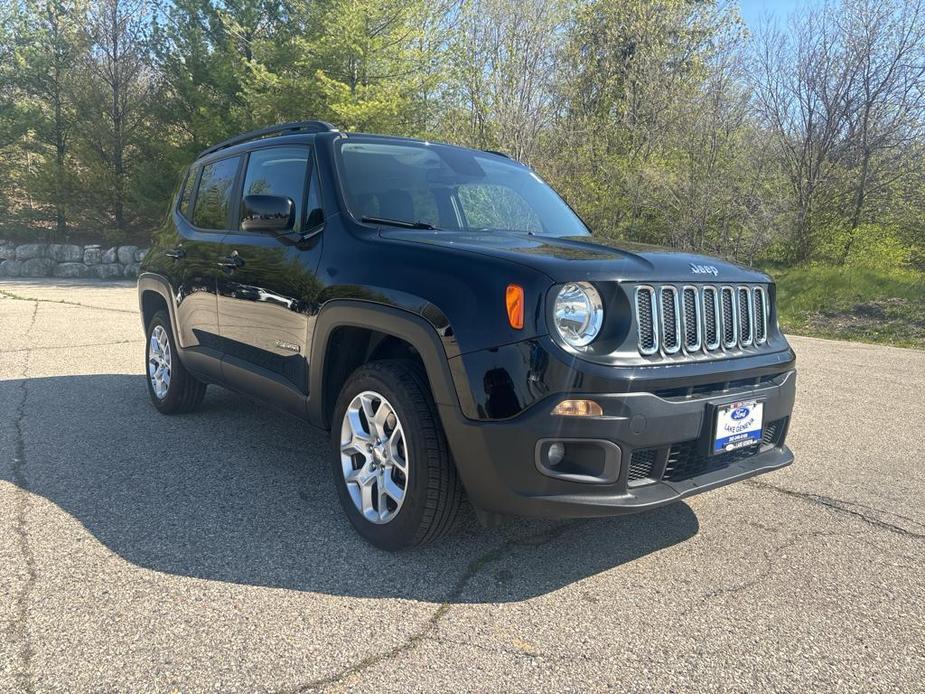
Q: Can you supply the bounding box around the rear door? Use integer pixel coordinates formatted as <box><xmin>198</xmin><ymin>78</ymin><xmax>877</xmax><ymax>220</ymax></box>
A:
<box><xmin>216</xmin><ymin>144</ymin><xmax>325</xmax><ymax>416</ymax></box>
<box><xmin>166</xmin><ymin>156</ymin><xmax>242</xmax><ymax>378</ymax></box>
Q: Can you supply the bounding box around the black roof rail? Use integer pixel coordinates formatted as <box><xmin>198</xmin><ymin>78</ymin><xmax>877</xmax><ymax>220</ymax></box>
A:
<box><xmin>198</xmin><ymin>120</ymin><xmax>339</xmax><ymax>158</ymax></box>
<box><xmin>483</xmin><ymin>149</ymin><xmax>513</xmax><ymax>159</ymax></box>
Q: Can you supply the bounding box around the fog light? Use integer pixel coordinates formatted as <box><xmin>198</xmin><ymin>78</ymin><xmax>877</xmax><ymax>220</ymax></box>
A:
<box><xmin>547</xmin><ymin>442</ymin><xmax>566</xmax><ymax>466</ymax></box>
<box><xmin>551</xmin><ymin>399</ymin><xmax>603</xmax><ymax>417</ymax></box>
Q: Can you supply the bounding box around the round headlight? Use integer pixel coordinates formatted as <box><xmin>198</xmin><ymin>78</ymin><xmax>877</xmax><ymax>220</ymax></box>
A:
<box><xmin>553</xmin><ymin>282</ymin><xmax>603</xmax><ymax>348</ymax></box>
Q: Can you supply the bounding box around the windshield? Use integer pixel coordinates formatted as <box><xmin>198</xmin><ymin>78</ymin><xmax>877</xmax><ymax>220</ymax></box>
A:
<box><xmin>335</xmin><ymin>139</ymin><xmax>590</xmax><ymax>237</ymax></box>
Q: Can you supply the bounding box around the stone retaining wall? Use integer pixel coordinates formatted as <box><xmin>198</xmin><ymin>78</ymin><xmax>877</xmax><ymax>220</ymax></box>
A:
<box><xmin>0</xmin><ymin>241</ymin><xmax>149</xmax><ymax>279</ymax></box>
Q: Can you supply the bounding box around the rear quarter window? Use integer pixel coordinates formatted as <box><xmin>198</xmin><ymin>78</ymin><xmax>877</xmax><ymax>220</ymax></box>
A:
<box><xmin>178</xmin><ymin>166</ymin><xmax>198</xmax><ymax>218</ymax></box>
<box><xmin>192</xmin><ymin>157</ymin><xmax>240</xmax><ymax>229</ymax></box>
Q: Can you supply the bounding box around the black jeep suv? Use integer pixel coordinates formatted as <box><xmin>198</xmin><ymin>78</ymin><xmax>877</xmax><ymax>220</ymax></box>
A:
<box><xmin>138</xmin><ymin>121</ymin><xmax>796</xmax><ymax>550</ymax></box>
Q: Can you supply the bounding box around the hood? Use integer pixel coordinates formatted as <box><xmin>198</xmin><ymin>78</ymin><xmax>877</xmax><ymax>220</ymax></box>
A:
<box><xmin>380</xmin><ymin>230</ymin><xmax>771</xmax><ymax>284</ymax></box>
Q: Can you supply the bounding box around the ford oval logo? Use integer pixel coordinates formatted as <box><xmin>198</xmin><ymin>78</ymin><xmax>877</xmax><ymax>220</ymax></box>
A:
<box><xmin>731</xmin><ymin>407</ymin><xmax>750</xmax><ymax>420</ymax></box>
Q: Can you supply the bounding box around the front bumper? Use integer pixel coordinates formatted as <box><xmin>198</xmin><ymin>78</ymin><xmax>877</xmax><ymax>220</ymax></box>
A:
<box><xmin>438</xmin><ymin>367</ymin><xmax>796</xmax><ymax>518</ymax></box>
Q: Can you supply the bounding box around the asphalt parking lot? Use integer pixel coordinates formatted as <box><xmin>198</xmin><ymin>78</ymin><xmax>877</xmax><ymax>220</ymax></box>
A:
<box><xmin>1</xmin><ymin>279</ymin><xmax>923</xmax><ymax>693</ymax></box>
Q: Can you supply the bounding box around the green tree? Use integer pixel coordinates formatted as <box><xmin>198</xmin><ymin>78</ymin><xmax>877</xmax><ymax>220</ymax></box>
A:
<box><xmin>78</xmin><ymin>0</ymin><xmax>159</xmax><ymax>235</ymax></box>
<box><xmin>547</xmin><ymin>0</ymin><xmax>744</xmax><ymax>247</ymax></box>
<box><xmin>272</xmin><ymin>0</ymin><xmax>452</xmax><ymax>134</ymax></box>
<box><xmin>12</xmin><ymin>0</ymin><xmax>87</xmax><ymax>238</ymax></box>
<box><xmin>440</xmin><ymin>0</ymin><xmax>567</xmax><ymax>162</ymax></box>
<box><xmin>152</xmin><ymin>0</ymin><xmax>250</xmax><ymax>153</ymax></box>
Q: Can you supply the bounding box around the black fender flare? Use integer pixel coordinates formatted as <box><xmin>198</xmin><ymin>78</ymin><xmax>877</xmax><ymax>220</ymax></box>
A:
<box><xmin>307</xmin><ymin>300</ymin><xmax>464</xmax><ymax>429</ymax></box>
<box><xmin>137</xmin><ymin>273</ymin><xmax>181</xmax><ymax>342</ymax></box>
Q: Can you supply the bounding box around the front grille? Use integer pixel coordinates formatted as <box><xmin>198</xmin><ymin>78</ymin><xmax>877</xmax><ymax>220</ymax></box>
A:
<box><xmin>663</xmin><ymin>442</ymin><xmax>756</xmax><ymax>482</ymax></box>
<box><xmin>754</xmin><ymin>287</ymin><xmax>767</xmax><ymax>344</ymax></box>
<box><xmin>682</xmin><ymin>287</ymin><xmax>700</xmax><ymax>351</ymax></box>
<box><xmin>628</xmin><ymin>448</ymin><xmax>658</xmax><ymax>482</ymax></box>
<box><xmin>761</xmin><ymin>417</ymin><xmax>785</xmax><ymax>445</ymax></box>
<box><xmin>662</xmin><ymin>417</ymin><xmax>788</xmax><ymax>483</ymax></box>
<box><xmin>702</xmin><ymin>286</ymin><xmax>719</xmax><ymax>349</ymax></box>
<box><xmin>738</xmin><ymin>287</ymin><xmax>753</xmax><ymax>346</ymax></box>
<box><xmin>633</xmin><ymin>283</ymin><xmax>770</xmax><ymax>359</ymax></box>
<box><xmin>660</xmin><ymin>286</ymin><xmax>681</xmax><ymax>353</ymax></box>
<box><xmin>628</xmin><ymin>417</ymin><xmax>787</xmax><ymax>486</ymax></box>
<box><xmin>636</xmin><ymin>287</ymin><xmax>658</xmax><ymax>354</ymax></box>
<box><xmin>721</xmin><ymin>287</ymin><xmax>736</xmax><ymax>348</ymax></box>
<box><xmin>654</xmin><ymin>372</ymin><xmax>783</xmax><ymax>400</ymax></box>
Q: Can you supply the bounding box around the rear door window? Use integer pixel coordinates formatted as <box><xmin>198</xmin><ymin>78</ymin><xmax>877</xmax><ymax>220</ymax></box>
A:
<box><xmin>192</xmin><ymin>156</ymin><xmax>241</xmax><ymax>230</ymax></box>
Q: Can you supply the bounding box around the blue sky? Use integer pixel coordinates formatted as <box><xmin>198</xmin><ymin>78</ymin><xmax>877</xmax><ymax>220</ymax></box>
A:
<box><xmin>737</xmin><ymin>0</ymin><xmax>820</xmax><ymax>29</ymax></box>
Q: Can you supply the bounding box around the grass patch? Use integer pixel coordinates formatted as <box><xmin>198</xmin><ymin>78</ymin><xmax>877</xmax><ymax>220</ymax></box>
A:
<box><xmin>769</xmin><ymin>264</ymin><xmax>925</xmax><ymax>349</ymax></box>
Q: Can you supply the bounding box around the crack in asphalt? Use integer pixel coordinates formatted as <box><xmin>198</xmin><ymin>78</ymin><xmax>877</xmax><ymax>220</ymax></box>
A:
<box><xmin>0</xmin><ymin>339</ymin><xmax>143</xmax><ymax>355</ymax></box>
<box><xmin>9</xmin><ymin>299</ymin><xmax>38</xmax><ymax>694</ymax></box>
<box><xmin>280</xmin><ymin>476</ymin><xmax>925</xmax><ymax>691</ymax></box>
<box><xmin>681</xmin><ymin>528</ymin><xmax>850</xmax><ymax>616</ymax></box>
<box><xmin>421</xmin><ymin>634</ymin><xmax>584</xmax><ymax>665</ymax></box>
<box><xmin>746</xmin><ymin>479</ymin><xmax>925</xmax><ymax>540</ymax></box>
<box><xmin>284</xmin><ymin>521</ymin><xmax>585</xmax><ymax>693</ymax></box>
<box><xmin>0</xmin><ymin>288</ymin><xmax>137</xmax><ymax>315</ymax></box>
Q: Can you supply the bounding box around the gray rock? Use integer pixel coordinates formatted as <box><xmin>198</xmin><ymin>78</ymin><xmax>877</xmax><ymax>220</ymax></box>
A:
<box><xmin>53</xmin><ymin>262</ymin><xmax>89</xmax><ymax>278</ymax></box>
<box><xmin>102</xmin><ymin>247</ymin><xmax>118</xmax><ymax>264</ymax></box>
<box><xmin>134</xmin><ymin>248</ymin><xmax>148</xmax><ymax>262</ymax></box>
<box><xmin>123</xmin><ymin>262</ymin><xmax>141</xmax><ymax>279</ymax></box>
<box><xmin>48</xmin><ymin>243</ymin><xmax>83</xmax><ymax>262</ymax></box>
<box><xmin>16</xmin><ymin>243</ymin><xmax>48</xmax><ymax>261</ymax></box>
<box><xmin>0</xmin><ymin>259</ymin><xmax>22</xmax><ymax>277</ymax></box>
<box><xmin>117</xmin><ymin>245</ymin><xmax>138</xmax><ymax>265</ymax></box>
<box><xmin>0</xmin><ymin>242</ymin><xmax>17</xmax><ymax>260</ymax></box>
<box><xmin>84</xmin><ymin>247</ymin><xmax>102</xmax><ymax>265</ymax></box>
<box><xmin>94</xmin><ymin>263</ymin><xmax>124</xmax><ymax>279</ymax></box>
<box><xmin>20</xmin><ymin>257</ymin><xmax>56</xmax><ymax>277</ymax></box>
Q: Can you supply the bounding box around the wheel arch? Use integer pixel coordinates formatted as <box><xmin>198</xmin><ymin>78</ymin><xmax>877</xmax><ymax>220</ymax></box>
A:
<box><xmin>138</xmin><ymin>273</ymin><xmax>179</xmax><ymax>338</ymax></box>
<box><xmin>308</xmin><ymin>301</ymin><xmax>464</xmax><ymax>430</ymax></box>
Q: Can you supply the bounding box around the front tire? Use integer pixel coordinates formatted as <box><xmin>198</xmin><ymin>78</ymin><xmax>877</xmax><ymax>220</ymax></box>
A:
<box><xmin>145</xmin><ymin>310</ymin><xmax>207</xmax><ymax>414</ymax></box>
<box><xmin>331</xmin><ymin>360</ymin><xmax>463</xmax><ymax>550</ymax></box>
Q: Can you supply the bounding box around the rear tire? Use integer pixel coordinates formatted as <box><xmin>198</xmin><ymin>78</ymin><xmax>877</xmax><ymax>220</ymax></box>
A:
<box><xmin>331</xmin><ymin>359</ymin><xmax>463</xmax><ymax>550</ymax></box>
<box><xmin>145</xmin><ymin>310</ymin><xmax>207</xmax><ymax>414</ymax></box>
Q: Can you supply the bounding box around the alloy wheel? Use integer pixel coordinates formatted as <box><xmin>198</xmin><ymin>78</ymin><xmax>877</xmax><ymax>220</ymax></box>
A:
<box><xmin>148</xmin><ymin>324</ymin><xmax>172</xmax><ymax>399</ymax></box>
<box><xmin>339</xmin><ymin>390</ymin><xmax>409</xmax><ymax>524</ymax></box>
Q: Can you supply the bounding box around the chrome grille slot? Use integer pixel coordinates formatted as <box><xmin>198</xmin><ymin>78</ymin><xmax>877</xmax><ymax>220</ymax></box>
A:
<box><xmin>635</xmin><ymin>286</ymin><xmax>658</xmax><ymax>355</ymax></box>
<box><xmin>720</xmin><ymin>286</ymin><xmax>737</xmax><ymax>348</ymax></box>
<box><xmin>660</xmin><ymin>286</ymin><xmax>681</xmax><ymax>354</ymax></box>
<box><xmin>632</xmin><ymin>283</ymin><xmax>771</xmax><ymax>359</ymax></box>
<box><xmin>754</xmin><ymin>287</ymin><xmax>768</xmax><ymax>344</ymax></box>
<box><xmin>681</xmin><ymin>286</ymin><xmax>701</xmax><ymax>352</ymax></box>
<box><xmin>702</xmin><ymin>286</ymin><xmax>720</xmax><ymax>350</ymax></box>
<box><xmin>738</xmin><ymin>286</ymin><xmax>753</xmax><ymax>346</ymax></box>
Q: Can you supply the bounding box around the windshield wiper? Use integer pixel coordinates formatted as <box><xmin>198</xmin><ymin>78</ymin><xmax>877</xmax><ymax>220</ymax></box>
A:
<box><xmin>361</xmin><ymin>216</ymin><xmax>438</xmax><ymax>230</ymax></box>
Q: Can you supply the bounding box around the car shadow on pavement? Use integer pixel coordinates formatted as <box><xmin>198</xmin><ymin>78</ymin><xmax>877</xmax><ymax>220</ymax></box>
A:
<box><xmin>1</xmin><ymin>374</ymin><xmax>699</xmax><ymax>603</ymax></box>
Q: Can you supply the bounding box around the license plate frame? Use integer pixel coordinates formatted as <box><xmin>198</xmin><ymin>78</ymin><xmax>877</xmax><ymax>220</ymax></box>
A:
<box><xmin>712</xmin><ymin>400</ymin><xmax>764</xmax><ymax>455</ymax></box>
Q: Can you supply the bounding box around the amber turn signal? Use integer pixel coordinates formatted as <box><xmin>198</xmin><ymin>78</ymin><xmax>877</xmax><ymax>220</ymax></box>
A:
<box><xmin>506</xmin><ymin>284</ymin><xmax>524</xmax><ymax>329</ymax></box>
<box><xmin>551</xmin><ymin>399</ymin><xmax>604</xmax><ymax>417</ymax></box>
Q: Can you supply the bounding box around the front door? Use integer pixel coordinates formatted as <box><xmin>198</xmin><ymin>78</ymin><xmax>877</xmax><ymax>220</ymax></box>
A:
<box><xmin>216</xmin><ymin>144</ymin><xmax>325</xmax><ymax>416</ymax></box>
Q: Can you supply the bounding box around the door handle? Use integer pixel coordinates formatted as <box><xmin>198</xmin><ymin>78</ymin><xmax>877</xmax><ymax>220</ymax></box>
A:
<box><xmin>217</xmin><ymin>251</ymin><xmax>245</xmax><ymax>270</ymax></box>
<box><xmin>164</xmin><ymin>248</ymin><xmax>186</xmax><ymax>259</ymax></box>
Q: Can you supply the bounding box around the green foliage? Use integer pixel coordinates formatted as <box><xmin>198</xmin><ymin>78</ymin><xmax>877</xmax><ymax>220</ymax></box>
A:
<box><xmin>4</xmin><ymin>0</ymin><xmax>88</xmax><ymax>238</ymax></box>
<box><xmin>772</xmin><ymin>264</ymin><xmax>925</xmax><ymax>348</ymax></box>
<box><xmin>814</xmin><ymin>223</ymin><xmax>913</xmax><ymax>269</ymax></box>
<box><xmin>0</xmin><ymin>0</ymin><xmax>922</xmax><ymax>317</ymax></box>
<box><xmin>542</xmin><ymin>0</ymin><xmax>770</xmax><ymax>257</ymax></box>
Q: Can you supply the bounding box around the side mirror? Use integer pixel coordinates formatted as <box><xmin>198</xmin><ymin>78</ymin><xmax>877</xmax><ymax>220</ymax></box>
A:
<box><xmin>241</xmin><ymin>195</ymin><xmax>294</xmax><ymax>233</ymax></box>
